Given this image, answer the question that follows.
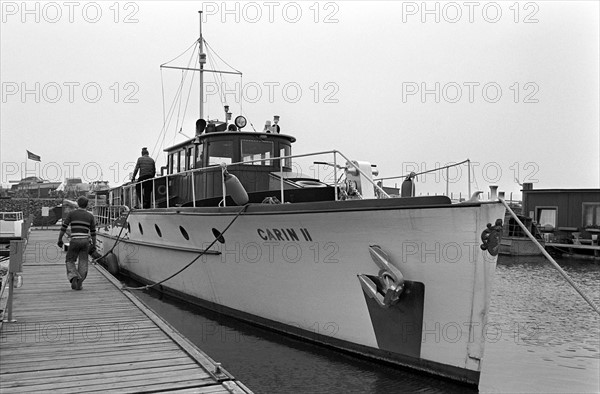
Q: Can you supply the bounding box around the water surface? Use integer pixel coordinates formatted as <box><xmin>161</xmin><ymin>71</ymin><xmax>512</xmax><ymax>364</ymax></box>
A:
<box><xmin>128</xmin><ymin>255</ymin><xmax>600</xmax><ymax>393</ymax></box>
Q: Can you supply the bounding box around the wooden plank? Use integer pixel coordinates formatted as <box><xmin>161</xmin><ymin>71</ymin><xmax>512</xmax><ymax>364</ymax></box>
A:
<box><xmin>0</xmin><ymin>364</ymin><xmax>207</xmax><ymax>388</ymax></box>
<box><xmin>0</xmin><ymin>357</ymin><xmax>196</xmax><ymax>381</ymax></box>
<box><xmin>2</xmin><ymin>367</ymin><xmax>216</xmax><ymax>392</ymax></box>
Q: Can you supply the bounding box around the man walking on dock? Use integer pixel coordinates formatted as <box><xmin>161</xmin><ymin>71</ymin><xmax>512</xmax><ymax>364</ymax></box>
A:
<box><xmin>57</xmin><ymin>196</ymin><xmax>96</xmax><ymax>290</ymax></box>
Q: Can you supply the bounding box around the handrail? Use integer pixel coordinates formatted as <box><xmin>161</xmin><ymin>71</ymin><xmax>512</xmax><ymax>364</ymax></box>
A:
<box><xmin>0</xmin><ymin>216</ymin><xmax>31</xmax><ymax>324</ymax></box>
<box><xmin>374</xmin><ymin>159</ymin><xmax>470</xmax><ymax>182</ymax></box>
<box><xmin>0</xmin><ymin>212</ymin><xmax>24</xmax><ymax>221</ymax></box>
<box><xmin>374</xmin><ymin>159</ymin><xmax>472</xmax><ymax>199</ymax></box>
<box><xmin>121</xmin><ymin>150</ymin><xmax>473</xmax><ymax>207</ymax></box>
<box><xmin>123</xmin><ymin>150</ymin><xmax>342</xmax><ymax>207</ymax></box>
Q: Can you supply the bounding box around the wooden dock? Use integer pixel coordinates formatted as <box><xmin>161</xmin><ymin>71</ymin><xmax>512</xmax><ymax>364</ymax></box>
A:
<box><xmin>0</xmin><ymin>229</ymin><xmax>252</xmax><ymax>393</ymax></box>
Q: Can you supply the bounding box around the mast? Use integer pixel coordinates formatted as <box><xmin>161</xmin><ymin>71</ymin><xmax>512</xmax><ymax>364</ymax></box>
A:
<box><xmin>198</xmin><ymin>11</ymin><xmax>205</xmax><ymax>119</ymax></box>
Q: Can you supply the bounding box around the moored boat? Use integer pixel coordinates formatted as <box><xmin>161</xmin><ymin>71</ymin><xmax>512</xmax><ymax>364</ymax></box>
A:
<box><xmin>94</xmin><ymin>14</ymin><xmax>506</xmax><ymax>387</ymax></box>
<box><xmin>499</xmin><ymin>211</ymin><xmax>544</xmax><ymax>256</ymax></box>
<box><xmin>0</xmin><ymin>212</ymin><xmax>25</xmax><ymax>257</ymax></box>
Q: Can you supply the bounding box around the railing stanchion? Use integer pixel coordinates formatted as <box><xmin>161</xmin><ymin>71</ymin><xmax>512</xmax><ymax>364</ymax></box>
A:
<box><xmin>152</xmin><ymin>179</ymin><xmax>156</xmax><ymax>208</ymax></box>
<box><xmin>3</xmin><ymin>240</ymin><xmax>24</xmax><ymax>323</ymax></box>
<box><xmin>166</xmin><ymin>175</ymin><xmax>170</xmax><ymax>208</ymax></box>
<box><xmin>221</xmin><ymin>165</ymin><xmax>227</xmax><ymax>207</ymax></box>
<box><xmin>467</xmin><ymin>159</ymin><xmax>471</xmax><ymax>198</ymax></box>
<box><xmin>280</xmin><ymin>158</ymin><xmax>285</xmax><ymax>203</ymax></box>
<box><xmin>446</xmin><ymin>167</ymin><xmax>449</xmax><ymax>196</ymax></box>
<box><xmin>333</xmin><ymin>151</ymin><xmax>338</xmax><ymax>201</ymax></box>
<box><xmin>191</xmin><ymin>172</ymin><xmax>196</xmax><ymax>207</ymax></box>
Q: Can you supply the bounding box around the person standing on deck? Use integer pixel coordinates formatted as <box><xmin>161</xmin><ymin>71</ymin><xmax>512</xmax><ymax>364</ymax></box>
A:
<box><xmin>131</xmin><ymin>147</ymin><xmax>156</xmax><ymax>209</ymax></box>
<box><xmin>57</xmin><ymin>196</ymin><xmax>96</xmax><ymax>290</ymax></box>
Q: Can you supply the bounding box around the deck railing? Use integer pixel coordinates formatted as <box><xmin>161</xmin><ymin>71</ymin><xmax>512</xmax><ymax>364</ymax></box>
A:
<box><xmin>94</xmin><ymin>205</ymin><xmax>129</xmax><ymax>227</ymax></box>
<box><xmin>0</xmin><ymin>214</ymin><xmax>32</xmax><ymax>324</ymax></box>
<box><xmin>123</xmin><ymin>150</ymin><xmax>391</xmax><ymax>209</ymax></box>
<box><xmin>374</xmin><ymin>159</ymin><xmax>473</xmax><ymax>201</ymax></box>
<box><xmin>121</xmin><ymin>153</ymin><xmax>519</xmax><ymax>209</ymax></box>
<box><xmin>0</xmin><ymin>212</ymin><xmax>24</xmax><ymax>221</ymax></box>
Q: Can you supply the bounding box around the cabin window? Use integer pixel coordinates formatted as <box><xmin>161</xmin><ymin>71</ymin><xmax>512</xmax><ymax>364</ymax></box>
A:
<box><xmin>536</xmin><ymin>207</ymin><xmax>557</xmax><ymax>229</ymax></box>
<box><xmin>207</xmin><ymin>140</ymin><xmax>233</xmax><ymax>165</ymax></box>
<box><xmin>195</xmin><ymin>143</ymin><xmax>204</xmax><ymax>168</ymax></box>
<box><xmin>179</xmin><ymin>150</ymin><xmax>186</xmax><ymax>172</ymax></box>
<box><xmin>186</xmin><ymin>147</ymin><xmax>193</xmax><ymax>171</ymax></box>
<box><xmin>241</xmin><ymin>140</ymin><xmax>273</xmax><ymax>166</ymax></box>
<box><xmin>172</xmin><ymin>151</ymin><xmax>181</xmax><ymax>174</ymax></box>
<box><xmin>280</xmin><ymin>144</ymin><xmax>292</xmax><ymax>168</ymax></box>
<box><xmin>582</xmin><ymin>203</ymin><xmax>600</xmax><ymax>227</ymax></box>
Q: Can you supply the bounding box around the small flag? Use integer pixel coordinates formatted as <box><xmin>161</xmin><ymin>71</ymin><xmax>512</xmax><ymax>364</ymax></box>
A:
<box><xmin>26</xmin><ymin>150</ymin><xmax>41</xmax><ymax>161</ymax></box>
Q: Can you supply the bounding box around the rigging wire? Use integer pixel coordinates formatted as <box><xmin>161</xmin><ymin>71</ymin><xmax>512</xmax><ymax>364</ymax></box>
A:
<box><xmin>151</xmin><ymin>74</ymin><xmax>185</xmax><ymax>158</ymax></box>
<box><xmin>160</xmin><ymin>68</ymin><xmax>166</xmax><ymax>129</ymax></box>
<box><xmin>152</xmin><ymin>37</ymin><xmax>247</xmax><ymax>157</ymax></box>
<box><xmin>204</xmin><ymin>38</ymin><xmax>244</xmax><ymax>118</ymax></box>
<box><xmin>204</xmin><ymin>39</ymin><xmax>242</xmax><ymax>74</ymax></box>
<box><xmin>160</xmin><ymin>40</ymin><xmax>198</xmax><ymax>68</ymax></box>
<box><xmin>151</xmin><ymin>40</ymin><xmax>199</xmax><ymax>157</ymax></box>
<box><xmin>206</xmin><ymin>47</ymin><xmax>225</xmax><ymax>111</ymax></box>
<box><xmin>173</xmin><ymin>44</ymin><xmax>199</xmax><ymax>146</ymax></box>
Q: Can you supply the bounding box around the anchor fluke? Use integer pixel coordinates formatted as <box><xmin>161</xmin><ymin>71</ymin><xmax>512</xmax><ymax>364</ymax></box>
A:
<box><xmin>358</xmin><ymin>245</ymin><xmax>405</xmax><ymax>308</ymax></box>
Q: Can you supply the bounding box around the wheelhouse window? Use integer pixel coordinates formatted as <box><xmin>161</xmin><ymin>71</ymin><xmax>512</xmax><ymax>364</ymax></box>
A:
<box><xmin>536</xmin><ymin>207</ymin><xmax>557</xmax><ymax>228</ymax></box>
<box><xmin>280</xmin><ymin>143</ymin><xmax>292</xmax><ymax>169</ymax></box>
<box><xmin>195</xmin><ymin>143</ymin><xmax>204</xmax><ymax>168</ymax></box>
<box><xmin>207</xmin><ymin>140</ymin><xmax>233</xmax><ymax>165</ymax></box>
<box><xmin>179</xmin><ymin>150</ymin><xmax>186</xmax><ymax>172</ymax></box>
<box><xmin>186</xmin><ymin>147</ymin><xmax>193</xmax><ymax>171</ymax></box>
<box><xmin>241</xmin><ymin>140</ymin><xmax>273</xmax><ymax>166</ymax></box>
<box><xmin>583</xmin><ymin>203</ymin><xmax>600</xmax><ymax>227</ymax></box>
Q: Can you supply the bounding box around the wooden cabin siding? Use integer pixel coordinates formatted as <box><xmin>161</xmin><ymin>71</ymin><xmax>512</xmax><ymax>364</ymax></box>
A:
<box><xmin>523</xmin><ymin>189</ymin><xmax>600</xmax><ymax>228</ymax></box>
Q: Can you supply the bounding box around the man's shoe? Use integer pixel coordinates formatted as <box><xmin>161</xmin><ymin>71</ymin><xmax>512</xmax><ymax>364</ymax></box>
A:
<box><xmin>77</xmin><ymin>280</ymin><xmax>83</xmax><ymax>290</ymax></box>
<box><xmin>70</xmin><ymin>278</ymin><xmax>78</xmax><ymax>290</ymax></box>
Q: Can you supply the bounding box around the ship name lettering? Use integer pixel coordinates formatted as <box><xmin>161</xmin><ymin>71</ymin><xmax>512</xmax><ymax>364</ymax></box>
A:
<box><xmin>257</xmin><ymin>228</ymin><xmax>312</xmax><ymax>242</ymax></box>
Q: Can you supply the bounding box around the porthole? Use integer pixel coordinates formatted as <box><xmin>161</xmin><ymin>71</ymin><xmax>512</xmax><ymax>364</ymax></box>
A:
<box><xmin>155</xmin><ymin>224</ymin><xmax>162</xmax><ymax>237</ymax></box>
<box><xmin>179</xmin><ymin>226</ymin><xmax>190</xmax><ymax>240</ymax></box>
<box><xmin>212</xmin><ymin>228</ymin><xmax>225</xmax><ymax>244</ymax></box>
<box><xmin>138</xmin><ymin>223</ymin><xmax>143</xmax><ymax>235</ymax></box>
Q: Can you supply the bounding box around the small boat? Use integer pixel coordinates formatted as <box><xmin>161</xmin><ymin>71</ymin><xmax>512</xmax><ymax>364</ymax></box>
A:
<box><xmin>0</xmin><ymin>212</ymin><xmax>25</xmax><ymax>257</ymax></box>
<box><xmin>499</xmin><ymin>211</ymin><xmax>544</xmax><ymax>256</ymax></box>
<box><xmin>94</xmin><ymin>14</ymin><xmax>506</xmax><ymax>387</ymax></box>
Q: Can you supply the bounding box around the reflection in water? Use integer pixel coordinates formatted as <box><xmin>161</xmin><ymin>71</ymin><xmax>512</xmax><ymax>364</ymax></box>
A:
<box><xmin>126</xmin><ymin>255</ymin><xmax>599</xmax><ymax>394</ymax></box>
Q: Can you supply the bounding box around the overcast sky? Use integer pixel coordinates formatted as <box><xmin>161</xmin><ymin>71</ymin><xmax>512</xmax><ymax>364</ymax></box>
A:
<box><xmin>1</xmin><ymin>1</ymin><xmax>598</xmax><ymax>199</ymax></box>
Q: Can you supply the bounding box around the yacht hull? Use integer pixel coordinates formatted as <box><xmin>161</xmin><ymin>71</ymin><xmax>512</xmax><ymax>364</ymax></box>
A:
<box><xmin>96</xmin><ymin>198</ymin><xmax>505</xmax><ymax>386</ymax></box>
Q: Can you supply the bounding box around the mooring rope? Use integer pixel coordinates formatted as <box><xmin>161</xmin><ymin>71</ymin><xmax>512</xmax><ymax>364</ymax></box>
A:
<box><xmin>499</xmin><ymin>198</ymin><xmax>600</xmax><ymax>315</ymax></box>
<box><xmin>123</xmin><ymin>204</ymin><xmax>249</xmax><ymax>291</ymax></box>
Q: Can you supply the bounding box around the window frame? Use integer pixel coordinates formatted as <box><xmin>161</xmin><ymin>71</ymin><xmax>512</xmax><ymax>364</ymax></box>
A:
<box><xmin>535</xmin><ymin>206</ymin><xmax>558</xmax><ymax>228</ymax></box>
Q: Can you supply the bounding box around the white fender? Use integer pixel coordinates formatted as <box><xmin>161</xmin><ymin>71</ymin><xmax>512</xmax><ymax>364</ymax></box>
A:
<box><xmin>104</xmin><ymin>252</ymin><xmax>120</xmax><ymax>275</ymax></box>
<box><xmin>224</xmin><ymin>173</ymin><xmax>249</xmax><ymax>205</ymax></box>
